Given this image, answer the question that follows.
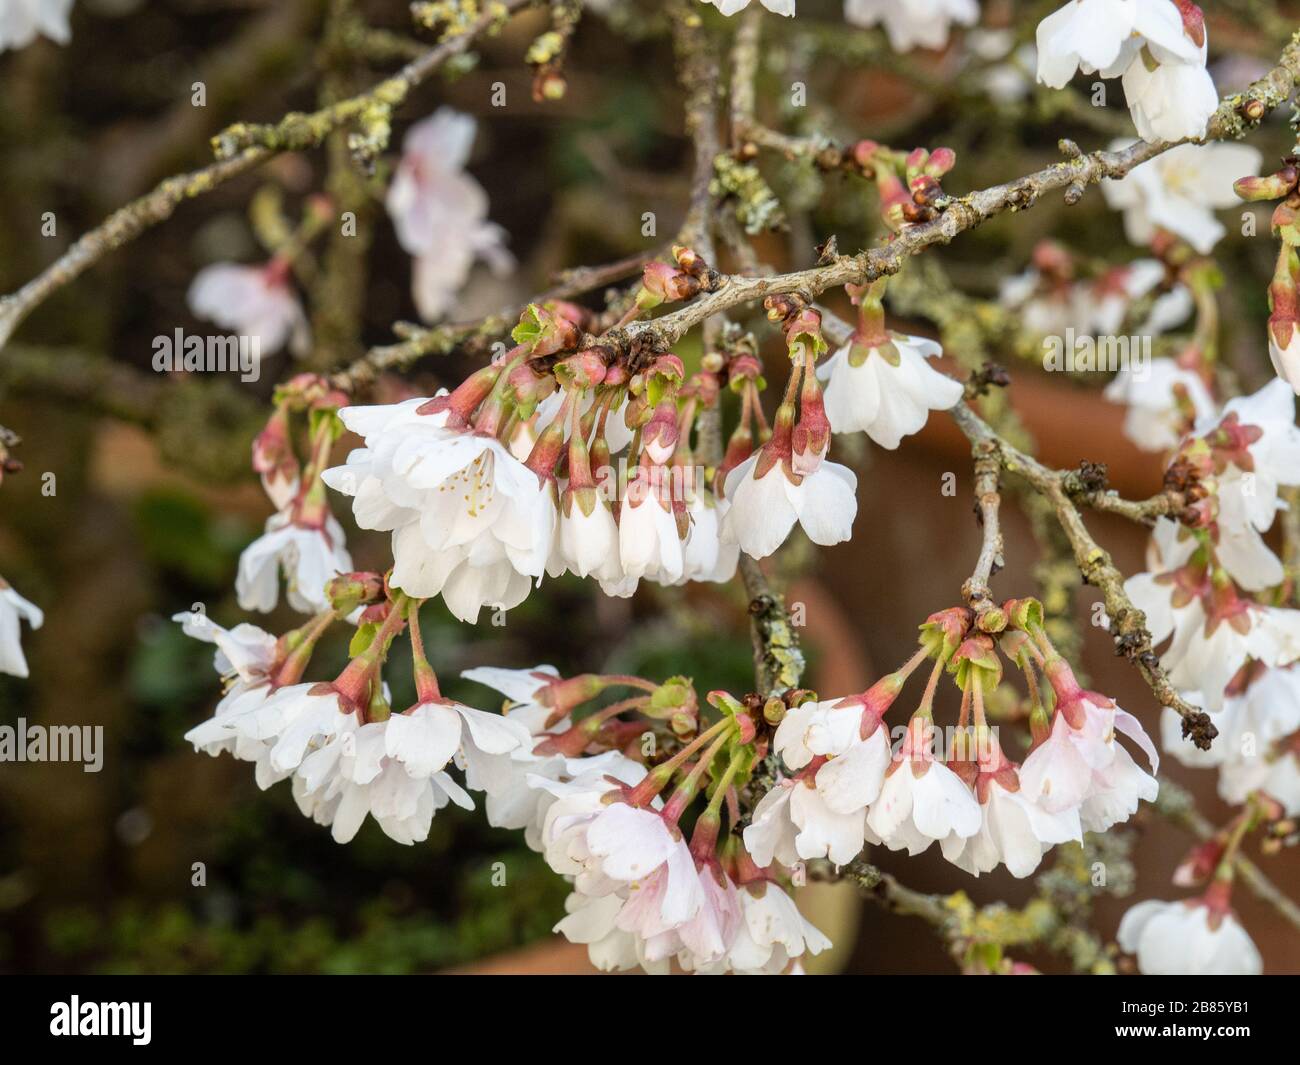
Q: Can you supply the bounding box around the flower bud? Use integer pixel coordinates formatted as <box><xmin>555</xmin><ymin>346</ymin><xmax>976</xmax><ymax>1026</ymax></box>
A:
<box><xmin>511</xmin><ymin>303</ymin><xmax>581</xmax><ymax>357</ymax></box>
<box><xmin>325</xmin><ymin>572</ymin><xmax>385</xmax><ymax>616</ymax></box>
<box><xmin>1003</xmin><ymin>597</ymin><xmax>1045</xmax><ymax>634</ymax></box>
<box><xmin>763</xmin><ymin>292</ymin><xmax>807</xmax><ymax>322</ymax></box>
<box><xmin>919</xmin><ymin>606</ymin><xmax>972</xmax><ymax>659</ymax></box>
<box><xmin>1234</xmin><ymin>167</ymin><xmax>1299</xmax><ymax>202</ymax></box>
<box><xmin>639</xmin><ymin>262</ymin><xmax>700</xmax><ymax>308</ymax></box>
<box><xmin>951</xmin><ymin>634</ymin><xmax>1003</xmax><ymax>694</ymax></box>
<box><xmin>852</xmin><ymin>139</ymin><xmax>881</xmax><ymax>173</ymax></box>
<box><xmin>507</xmin><ymin>361</ymin><xmax>558</xmax><ymax>417</ymax></box>
<box><xmin>925</xmin><ymin>147</ymin><xmax>956</xmax><ymax>178</ymax></box>
<box><xmin>554</xmin><ymin>350</ymin><xmax>608</xmax><ymax>392</ymax></box>
<box><xmin>1173</xmin><ymin>0</ymin><xmax>1205</xmax><ymax>47</ymax></box>
<box><xmin>644</xmin><ymin>675</ymin><xmax>698</xmax><ymax>725</ymax></box>
<box><xmin>673</xmin><ymin>244</ymin><xmax>708</xmax><ymax>278</ymax></box>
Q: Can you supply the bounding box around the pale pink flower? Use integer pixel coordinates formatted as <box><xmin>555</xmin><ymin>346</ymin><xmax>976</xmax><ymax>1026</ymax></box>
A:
<box><xmin>845</xmin><ymin>0</ymin><xmax>978</xmax><ymax>53</ymax></box>
<box><xmin>385</xmin><ymin>109</ymin><xmax>514</xmax><ymax>321</ymax></box>
<box><xmin>0</xmin><ymin>580</ymin><xmax>42</xmax><ymax>679</ymax></box>
<box><xmin>236</xmin><ymin>510</ymin><xmax>352</xmax><ymax>615</ymax></box>
<box><xmin>1118</xmin><ymin>892</ymin><xmax>1262</xmax><ymax>975</ymax></box>
<box><xmin>187</xmin><ymin>261</ymin><xmax>310</xmax><ymax>357</ymax></box>
<box><xmin>817</xmin><ymin>332</ymin><xmax>963</xmax><ymax>449</ymax></box>
<box><xmin>721</xmin><ymin>451</ymin><xmax>857</xmax><ymax>560</ymax></box>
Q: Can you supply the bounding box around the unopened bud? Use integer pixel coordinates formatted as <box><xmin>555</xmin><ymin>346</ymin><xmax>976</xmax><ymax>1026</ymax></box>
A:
<box><xmin>925</xmin><ymin>147</ymin><xmax>956</xmax><ymax>178</ymax></box>
<box><xmin>554</xmin><ymin>350</ymin><xmax>608</xmax><ymax>392</ymax></box>
<box><xmin>1004</xmin><ymin>597</ymin><xmax>1045</xmax><ymax>633</ymax></box>
<box><xmin>673</xmin><ymin>244</ymin><xmax>707</xmax><ymax>277</ymax></box>
<box><xmin>640</xmin><ymin>262</ymin><xmax>700</xmax><ymax>307</ymax></box>
<box><xmin>1234</xmin><ymin>167</ymin><xmax>1299</xmax><ymax>202</ymax></box>
<box><xmin>763</xmin><ymin>292</ymin><xmax>807</xmax><ymax>322</ymax></box>
<box><xmin>325</xmin><ymin>572</ymin><xmax>385</xmax><ymax>615</ymax></box>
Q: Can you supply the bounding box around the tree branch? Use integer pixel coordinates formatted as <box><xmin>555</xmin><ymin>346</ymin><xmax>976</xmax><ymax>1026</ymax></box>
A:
<box><xmin>0</xmin><ymin>0</ymin><xmax>535</xmax><ymax>353</ymax></box>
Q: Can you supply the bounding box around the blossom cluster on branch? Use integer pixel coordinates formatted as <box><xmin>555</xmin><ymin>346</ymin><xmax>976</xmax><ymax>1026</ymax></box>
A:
<box><xmin>3</xmin><ymin>0</ymin><xmax>1300</xmax><ymax>976</ymax></box>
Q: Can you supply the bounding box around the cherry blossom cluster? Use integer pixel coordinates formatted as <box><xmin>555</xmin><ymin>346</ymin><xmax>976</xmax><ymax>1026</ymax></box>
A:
<box><xmin>1000</xmin><ymin>239</ymin><xmax>1193</xmax><ymax>348</ymax></box>
<box><xmin>179</xmin><ymin>577</ymin><xmax>535</xmax><ymax>845</ymax></box>
<box><xmin>319</xmin><ymin>301</ymin><xmax>738</xmax><ymax>621</ymax></box>
<box><xmin>311</xmin><ymin>245</ymin><xmax>965</xmax><ymax>622</ymax></box>
<box><xmin>746</xmin><ymin>600</ymin><xmax>1159</xmax><ymax>883</ymax></box>
<box><xmin>700</xmin><ymin>0</ymin><xmax>983</xmax><ymax>57</ymax></box>
<box><xmin>1121</xmin><ymin>383</ymin><xmax>1300</xmax><ymax>814</ymax></box>
<box><xmin>1099</xmin><ymin>378</ymin><xmax>1300</xmax><ymax>973</ymax></box>
<box><xmin>694</xmin><ymin>0</ymin><xmax>1218</xmax><ymax>145</ymax></box>
<box><xmin>845</xmin><ymin>0</ymin><xmax>978</xmax><ymax>53</ymax></box>
<box><xmin>177</xmin><ymin>579</ymin><xmax>831</xmax><ymax>973</ymax></box>
<box><xmin>1036</xmin><ymin>0</ymin><xmax>1218</xmax><ymax>143</ymax></box>
<box><xmin>522</xmin><ymin>683</ymin><xmax>830</xmax><ymax>975</ymax></box>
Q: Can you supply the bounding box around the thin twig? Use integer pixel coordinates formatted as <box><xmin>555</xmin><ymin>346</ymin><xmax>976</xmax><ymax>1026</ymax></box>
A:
<box><xmin>0</xmin><ymin>0</ymin><xmax>535</xmax><ymax>352</ymax></box>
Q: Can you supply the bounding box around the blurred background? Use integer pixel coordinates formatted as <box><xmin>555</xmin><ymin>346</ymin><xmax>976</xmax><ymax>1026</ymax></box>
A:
<box><xmin>1</xmin><ymin>0</ymin><xmax>1298</xmax><ymax>973</ymax></box>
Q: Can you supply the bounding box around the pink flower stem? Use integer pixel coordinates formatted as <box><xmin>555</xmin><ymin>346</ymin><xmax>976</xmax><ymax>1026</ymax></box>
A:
<box><xmin>331</xmin><ymin>597</ymin><xmax>408</xmax><ymax>711</ymax></box>
<box><xmin>662</xmin><ymin>725</ymin><xmax>735</xmax><ymax>827</ymax></box>
<box><xmin>271</xmin><ymin>608</ymin><xmax>337</xmax><ymax>688</ymax></box>
<box><xmin>623</xmin><ymin>717</ymin><xmax>734</xmax><ymax>808</ymax></box>
<box><xmin>533</xmin><ymin>696</ymin><xmax>650</xmax><ymax>757</ymax></box>
<box><xmin>405</xmin><ymin>598</ymin><xmax>441</xmax><ymax>704</ymax></box>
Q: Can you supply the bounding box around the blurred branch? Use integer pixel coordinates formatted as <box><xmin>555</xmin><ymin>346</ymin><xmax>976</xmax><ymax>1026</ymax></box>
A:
<box><xmin>832</xmin><ymin>833</ymin><xmax>1130</xmax><ymax>974</ymax></box>
<box><xmin>0</xmin><ymin>345</ymin><xmax>263</xmax><ymax>482</ymax></box>
<box><xmin>0</xmin><ymin>0</ymin><xmax>536</xmax><ymax>353</ymax></box>
<box><xmin>1155</xmin><ymin>777</ymin><xmax>1300</xmax><ymax>933</ymax></box>
<box><xmin>332</xmin><ymin>247</ymin><xmax>657</xmax><ymax>390</ymax></box>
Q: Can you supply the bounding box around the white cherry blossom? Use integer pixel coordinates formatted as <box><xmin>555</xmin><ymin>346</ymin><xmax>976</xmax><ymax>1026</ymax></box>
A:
<box><xmin>1018</xmin><ymin>688</ymin><xmax>1159</xmax><ymax>829</ymax></box>
<box><xmin>386</xmin><ymin>109</ymin><xmax>513</xmax><ymax>321</ymax></box>
<box><xmin>721</xmin><ymin>452</ymin><xmax>857</xmax><ymax>560</ymax></box>
<box><xmin>845</xmin><ymin>0</ymin><xmax>978</xmax><ymax>53</ymax></box>
<box><xmin>1039</xmin><ymin>0</ymin><xmax>1219</xmax><ymax>142</ymax></box>
<box><xmin>817</xmin><ymin>333</ymin><xmax>963</xmax><ymax>449</ymax></box>
<box><xmin>1122</xmin><ymin>37</ymin><xmax>1219</xmax><ymax>142</ymax></box>
<box><xmin>0</xmin><ymin>581</ymin><xmax>43</xmax><ymax>679</ymax></box>
<box><xmin>1118</xmin><ymin>895</ymin><xmax>1262</xmax><ymax>975</ymax></box>
<box><xmin>187</xmin><ymin>261</ymin><xmax>310</xmax><ymax>357</ymax></box>
<box><xmin>703</xmin><ymin>0</ymin><xmax>795</xmax><ymax>17</ymax></box>
<box><xmin>176</xmin><ymin>611</ymin><xmax>280</xmax><ymax>763</ymax></box>
<box><xmin>1102</xmin><ymin>142</ymin><xmax>1264</xmax><ymax>255</ymax></box>
<box><xmin>236</xmin><ymin>510</ymin><xmax>351</xmax><ymax>614</ymax></box>
<box><xmin>725</xmin><ymin>880</ymin><xmax>831</xmax><ymax>974</ymax></box>
<box><xmin>323</xmin><ymin>405</ymin><xmax>555</xmax><ymax>622</ymax></box>
<box><xmin>1104</xmin><ymin>357</ymin><xmax>1216</xmax><ymax>452</ymax></box>
<box><xmin>293</xmin><ymin>715</ymin><xmax>474</xmax><ymax>845</ymax></box>
<box><xmin>0</xmin><ymin>0</ymin><xmax>72</xmax><ymax>53</ymax></box>
<box><xmin>866</xmin><ymin>718</ymin><xmax>982</xmax><ymax>855</ymax></box>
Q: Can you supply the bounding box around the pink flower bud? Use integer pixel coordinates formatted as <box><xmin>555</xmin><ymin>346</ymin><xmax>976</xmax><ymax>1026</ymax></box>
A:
<box><xmin>641</xmin><ymin>399</ymin><xmax>681</xmax><ymax>465</ymax></box>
